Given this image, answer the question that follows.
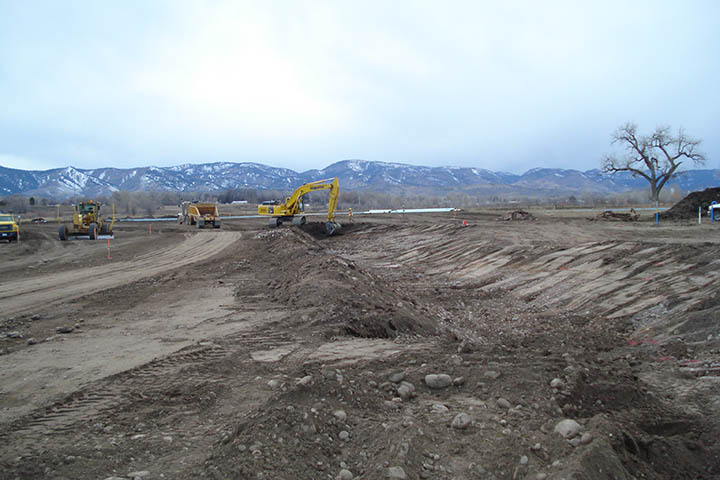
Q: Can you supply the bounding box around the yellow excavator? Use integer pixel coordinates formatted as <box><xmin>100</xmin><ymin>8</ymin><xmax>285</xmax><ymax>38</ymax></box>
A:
<box><xmin>257</xmin><ymin>177</ymin><xmax>341</xmax><ymax>235</ymax></box>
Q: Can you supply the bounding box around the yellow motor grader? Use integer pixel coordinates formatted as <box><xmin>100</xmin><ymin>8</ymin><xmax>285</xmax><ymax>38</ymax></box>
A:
<box><xmin>257</xmin><ymin>177</ymin><xmax>341</xmax><ymax>235</ymax></box>
<box><xmin>58</xmin><ymin>200</ymin><xmax>115</xmax><ymax>241</ymax></box>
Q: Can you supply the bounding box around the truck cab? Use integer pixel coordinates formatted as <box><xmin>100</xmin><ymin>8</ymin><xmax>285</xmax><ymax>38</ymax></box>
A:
<box><xmin>0</xmin><ymin>213</ymin><xmax>19</xmax><ymax>242</ymax></box>
<box><xmin>709</xmin><ymin>201</ymin><xmax>720</xmax><ymax>221</ymax></box>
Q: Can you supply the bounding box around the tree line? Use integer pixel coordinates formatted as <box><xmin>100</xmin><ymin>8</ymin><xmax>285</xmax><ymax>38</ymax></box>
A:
<box><xmin>1</xmin><ymin>186</ymin><xmax>688</xmax><ymax>216</ymax></box>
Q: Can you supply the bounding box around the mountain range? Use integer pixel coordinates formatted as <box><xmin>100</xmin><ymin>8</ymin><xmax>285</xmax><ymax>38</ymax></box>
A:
<box><xmin>0</xmin><ymin>160</ymin><xmax>717</xmax><ymax>199</ymax></box>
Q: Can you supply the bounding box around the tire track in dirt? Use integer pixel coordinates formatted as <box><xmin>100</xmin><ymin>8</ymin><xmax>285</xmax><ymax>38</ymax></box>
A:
<box><xmin>0</xmin><ymin>327</ymin><xmax>302</xmax><ymax>459</ymax></box>
<box><xmin>0</xmin><ymin>346</ymin><xmax>216</xmax><ymax>462</ymax></box>
<box><xmin>0</xmin><ymin>231</ymin><xmax>241</xmax><ymax>315</ymax></box>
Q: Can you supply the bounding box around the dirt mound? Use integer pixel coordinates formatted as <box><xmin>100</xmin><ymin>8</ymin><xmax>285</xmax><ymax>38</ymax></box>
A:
<box><xmin>251</xmin><ymin>228</ymin><xmax>438</xmax><ymax>338</ymax></box>
<box><xmin>589</xmin><ymin>209</ymin><xmax>639</xmax><ymax>222</ymax></box>
<box><xmin>660</xmin><ymin>187</ymin><xmax>720</xmax><ymax>220</ymax></box>
<box><xmin>499</xmin><ymin>210</ymin><xmax>535</xmax><ymax>221</ymax></box>
<box><xmin>299</xmin><ymin>221</ymin><xmax>367</xmax><ymax>239</ymax></box>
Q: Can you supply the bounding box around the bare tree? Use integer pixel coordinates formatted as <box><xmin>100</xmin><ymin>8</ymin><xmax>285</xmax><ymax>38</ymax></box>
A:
<box><xmin>603</xmin><ymin>122</ymin><xmax>706</xmax><ymax>203</ymax></box>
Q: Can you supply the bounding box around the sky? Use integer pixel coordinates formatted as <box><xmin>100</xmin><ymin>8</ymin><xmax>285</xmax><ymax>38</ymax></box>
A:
<box><xmin>1</xmin><ymin>0</ymin><xmax>718</xmax><ymax>174</ymax></box>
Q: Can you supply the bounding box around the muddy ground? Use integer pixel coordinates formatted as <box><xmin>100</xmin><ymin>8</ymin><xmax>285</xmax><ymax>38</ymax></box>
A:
<box><xmin>1</xmin><ymin>212</ymin><xmax>719</xmax><ymax>480</ymax></box>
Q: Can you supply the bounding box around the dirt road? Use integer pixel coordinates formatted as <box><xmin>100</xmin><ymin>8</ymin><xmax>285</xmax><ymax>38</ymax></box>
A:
<box><xmin>0</xmin><ymin>231</ymin><xmax>241</xmax><ymax>316</ymax></box>
<box><xmin>1</xmin><ymin>215</ymin><xmax>719</xmax><ymax>480</ymax></box>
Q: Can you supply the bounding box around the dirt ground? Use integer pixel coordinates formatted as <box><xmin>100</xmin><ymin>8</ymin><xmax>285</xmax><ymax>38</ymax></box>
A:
<box><xmin>1</xmin><ymin>211</ymin><xmax>719</xmax><ymax>480</ymax></box>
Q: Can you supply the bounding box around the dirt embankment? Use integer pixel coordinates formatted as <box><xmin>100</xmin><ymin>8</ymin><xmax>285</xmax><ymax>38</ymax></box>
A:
<box><xmin>255</xmin><ymin>226</ymin><xmax>438</xmax><ymax>338</ymax></box>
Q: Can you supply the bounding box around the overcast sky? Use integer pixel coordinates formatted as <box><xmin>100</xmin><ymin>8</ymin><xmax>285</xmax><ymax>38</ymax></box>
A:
<box><xmin>1</xmin><ymin>0</ymin><xmax>718</xmax><ymax>174</ymax></box>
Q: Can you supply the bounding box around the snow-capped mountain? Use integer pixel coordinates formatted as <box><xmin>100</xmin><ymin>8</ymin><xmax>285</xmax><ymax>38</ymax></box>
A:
<box><xmin>0</xmin><ymin>160</ymin><xmax>717</xmax><ymax>198</ymax></box>
<box><xmin>303</xmin><ymin>160</ymin><xmax>520</xmax><ymax>190</ymax></box>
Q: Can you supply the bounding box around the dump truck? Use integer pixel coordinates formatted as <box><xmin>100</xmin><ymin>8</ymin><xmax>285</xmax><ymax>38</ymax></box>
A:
<box><xmin>179</xmin><ymin>202</ymin><xmax>221</xmax><ymax>229</ymax></box>
<box><xmin>0</xmin><ymin>212</ymin><xmax>20</xmax><ymax>243</ymax></box>
<box><xmin>257</xmin><ymin>177</ymin><xmax>341</xmax><ymax>235</ymax></box>
<box><xmin>58</xmin><ymin>200</ymin><xmax>114</xmax><ymax>240</ymax></box>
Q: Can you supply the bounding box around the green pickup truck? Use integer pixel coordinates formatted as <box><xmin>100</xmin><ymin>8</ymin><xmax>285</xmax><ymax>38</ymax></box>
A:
<box><xmin>0</xmin><ymin>213</ymin><xmax>19</xmax><ymax>242</ymax></box>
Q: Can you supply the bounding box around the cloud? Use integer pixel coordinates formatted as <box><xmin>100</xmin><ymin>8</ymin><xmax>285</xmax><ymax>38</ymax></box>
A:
<box><xmin>0</xmin><ymin>154</ymin><xmax>57</xmax><ymax>171</ymax></box>
<box><xmin>0</xmin><ymin>0</ymin><xmax>718</xmax><ymax>172</ymax></box>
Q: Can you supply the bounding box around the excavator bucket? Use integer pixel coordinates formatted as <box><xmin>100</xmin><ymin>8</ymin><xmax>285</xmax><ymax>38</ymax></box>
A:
<box><xmin>325</xmin><ymin>221</ymin><xmax>341</xmax><ymax>236</ymax></box>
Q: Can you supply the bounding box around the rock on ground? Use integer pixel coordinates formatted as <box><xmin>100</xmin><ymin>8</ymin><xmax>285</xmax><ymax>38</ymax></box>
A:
<box><xmin>451</xmin><ymin>412</ymin><xmax>471</xmax><ymax>429</ymax></box>
<box><xmin>554</xmin><ymin>419</ymin><xmax>582</xmax><ymax>439</ymax></box>
<box><xmin>387</xmin><ymin>466</ymin><xmax>406</xmax><ymax>479</ymax></box>
<box><xmin>397</xmin><ymin>381</ymin><xmax>415</xmax><ymax>400</ymax></box>
<box><xmin>425</xmin><ymin>373</ymin><xmax>452</xmax><ymax>389</ymax></box>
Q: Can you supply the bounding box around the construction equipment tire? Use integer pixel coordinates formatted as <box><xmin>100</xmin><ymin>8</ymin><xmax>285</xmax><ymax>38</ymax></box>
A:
<box><xmin>196</xmin><ymin>220</ymin><xmax>204</xmax><ymax>229</ymax></box>
<box><xmin>58</xmin><ymin>225</ymin><xmax>67</xmax><ymax>241</ymax></box>
<box><xmin>89</xmin><ymin>223</ymin><xmax>98</xmax><ymax>240</ymax></box>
